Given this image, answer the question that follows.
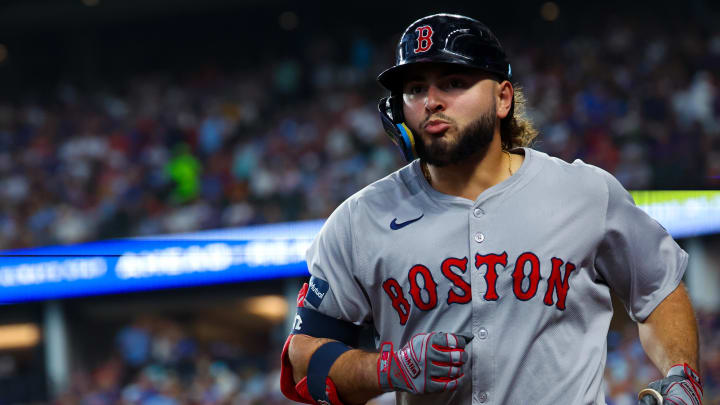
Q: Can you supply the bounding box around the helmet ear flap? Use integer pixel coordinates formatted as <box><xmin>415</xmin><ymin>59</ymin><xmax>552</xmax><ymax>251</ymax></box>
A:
<box><xmin>377</xmin><ymin>96</ymin><xmax>418</xmax><ymax>162</ymax></box>
<box><xmin>389</xmin><ymin>95</ymin><xmax>405</xmax><ymax>124</ymax></box>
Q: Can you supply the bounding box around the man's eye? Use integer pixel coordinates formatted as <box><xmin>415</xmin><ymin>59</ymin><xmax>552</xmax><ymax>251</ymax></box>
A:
<box><xmin>407</xmin><ymin>85</ymin><xmax>424</xmax><ymax>95</ymax></box>
<box><xmin>448</xmin><ymin>78</ymin><xmax>465</xmax><ymax>88</ymax></box>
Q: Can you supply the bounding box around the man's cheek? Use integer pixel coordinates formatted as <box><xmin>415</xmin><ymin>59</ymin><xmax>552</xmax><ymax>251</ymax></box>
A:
<box><xmin>408</xmin><ymin>122</ymin><xmax>423</xmax><ymax>139</ymax></box>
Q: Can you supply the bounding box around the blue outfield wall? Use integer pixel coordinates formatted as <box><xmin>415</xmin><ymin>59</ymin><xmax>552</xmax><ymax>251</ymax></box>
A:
<box><xmin>0</xmin><ymin>220</ymin><xmax>324</xmax><ymax>304</ymax></box>
<box><xmin>1</xmin><ymin>191</ymin><xmax>719</xmax><ymax>304</ymax></box>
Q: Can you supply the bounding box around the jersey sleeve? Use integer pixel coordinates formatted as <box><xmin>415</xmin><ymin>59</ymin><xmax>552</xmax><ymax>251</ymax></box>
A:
<box><xmin>303</xmin><ymin>199</ymin><xmax>372</xmax><ymax>325</ymax></box>
<box><xmin>594</xmin><ymin>169</ymin><xmax>688</xmax><ymax>322</ymax></box>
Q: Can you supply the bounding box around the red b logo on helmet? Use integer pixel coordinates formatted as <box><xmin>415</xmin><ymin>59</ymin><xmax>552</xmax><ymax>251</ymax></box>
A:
<box><xmin>414</xmin><ymin>25</ymin><xmax>434</xmax><ymax>53</ymax></box>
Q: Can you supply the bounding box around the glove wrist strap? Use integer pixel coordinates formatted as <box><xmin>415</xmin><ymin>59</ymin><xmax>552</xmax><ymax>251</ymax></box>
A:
<box><xmin>377</xmin><ymin>342</ymin><xmax>395</xmax><ymax>392</ymax></box>
<box><xmin>668</xmin><ymin>363</ymin><xmax>703</xmax><ymax>396</ymax></box>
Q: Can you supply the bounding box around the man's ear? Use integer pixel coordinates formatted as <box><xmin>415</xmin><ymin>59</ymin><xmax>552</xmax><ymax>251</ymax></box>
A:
<box><xmin>497</xmin><ymin>81</ymin><xmax>514</xmax><ymax>120</ymax></box>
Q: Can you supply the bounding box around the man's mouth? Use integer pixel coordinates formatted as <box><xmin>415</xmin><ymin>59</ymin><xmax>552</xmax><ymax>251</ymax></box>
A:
<box><xmin>424</xmin><ymin>120</ymin><xmax>451</xmax><ymax>135</ymax></box>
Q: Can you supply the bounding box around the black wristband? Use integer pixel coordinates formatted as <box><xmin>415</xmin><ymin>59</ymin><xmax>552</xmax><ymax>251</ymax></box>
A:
<box><xmin>307</xmin><ymin>341</ymin><xmax>351</xmax><ymax>403</ymax></box>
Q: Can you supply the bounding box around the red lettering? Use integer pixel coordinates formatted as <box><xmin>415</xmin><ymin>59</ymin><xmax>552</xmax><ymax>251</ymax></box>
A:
<box><xmin>512</xmin><ymin>252</ymin><xmax>541</xmax><ymax>301</ymax></box>
<box><xmin>543</xmin><ymin>257</ymin><xmax>577</xmax><ymax>310</ymax></box>
<box><xmin>441</xmin><ymin>257</ymin><xmax>470</xmax><ymax>305</ymax></box>
<box><xmin>382</xmin><ymin>278</ymin><xmax>410</xmax><ymax>325</ymax></box>
<box><xmin>475</xmin><ymin>252</ymin><xmax>508</xmax><ymax>301</ymax></box>
<box><xmin>414</xmin><ymin>25</ymin><xmax>434</xmax><ymax>53</ymax></box>
<box><xmin>408</xmin><ymin>265</ymin><xmax>438</xmax><ymax>311</ymax></box>
<box><xmin>384</xmin><ymin>253</ymin><xmax>574</xmax><ymax>320</ymax></box>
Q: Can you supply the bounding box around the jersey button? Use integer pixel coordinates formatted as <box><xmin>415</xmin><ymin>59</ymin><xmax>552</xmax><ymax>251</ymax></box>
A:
<box><xmin>478</xmin><ymin>327</ymin><xmax>488</xmax><ymax>339</ymax></box>
<box><xmin>473</xmin><ymin>208</ymin><xmax>484</xmax><ymax>217</ymax></box>
<box><xmin>473</xmin><ymin>232</ymin><xmax>485</xmax><ymax>243</ymax></box>
<box><xmin>478</xmin><ymin>391</ymin><xmax>488</xmax><ymax>403</ymax></box>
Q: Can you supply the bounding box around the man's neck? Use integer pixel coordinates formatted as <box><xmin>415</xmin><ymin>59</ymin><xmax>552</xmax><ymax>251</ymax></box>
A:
<box><xmin>423</xmin><ymin>137</ymin><xmax>523</xmax><ymax>201</ymax></box>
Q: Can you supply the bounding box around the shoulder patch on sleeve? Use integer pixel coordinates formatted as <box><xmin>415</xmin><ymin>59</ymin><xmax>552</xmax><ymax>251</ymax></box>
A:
<box><xmin>306</xmin><ymin>276</ymin><xmax>330</xmax><ymax>308</ymax></box>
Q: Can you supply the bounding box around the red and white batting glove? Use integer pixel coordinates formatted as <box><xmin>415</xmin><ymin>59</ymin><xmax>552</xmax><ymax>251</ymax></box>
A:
<box><xmin>646</xmin><ymin>363</ymin><xmax>702</xmax><ymax>405</ymax></box>
<box><xmin>377</xmin><ymin>332</ymin><xmax>471</xmax><ymax>394</ymax></box>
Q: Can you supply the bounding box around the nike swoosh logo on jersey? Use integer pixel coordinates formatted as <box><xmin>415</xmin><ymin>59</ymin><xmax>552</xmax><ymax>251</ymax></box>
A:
<box><xmin>390</xmin><ymin>214</ymin><xmax>424</xmax><ymax>230</ymax></box>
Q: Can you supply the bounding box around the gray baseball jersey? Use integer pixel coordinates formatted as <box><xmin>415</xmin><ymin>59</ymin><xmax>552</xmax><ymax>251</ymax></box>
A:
<box><xmin>302</xmin><ymin>147</ymin><xmax>687</xmax><ymax>405</ymax></box>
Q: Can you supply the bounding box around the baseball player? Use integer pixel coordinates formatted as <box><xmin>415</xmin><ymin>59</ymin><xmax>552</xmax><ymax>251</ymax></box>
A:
<box><xmin>279</xmin><ymin>14</ymin><xmax>702</xmax><ymax>405</ymax></box>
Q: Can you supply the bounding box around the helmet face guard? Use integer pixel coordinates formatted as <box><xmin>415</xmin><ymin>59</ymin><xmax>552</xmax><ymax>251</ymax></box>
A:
<box><xmin>377</xmin><ymin>14</ymin><xmax>512</xmax><ymax>162</ymax></box>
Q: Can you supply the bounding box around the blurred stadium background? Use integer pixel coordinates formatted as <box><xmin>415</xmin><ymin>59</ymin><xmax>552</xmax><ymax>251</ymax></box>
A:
<box><xmin>0</xmin><ymin>0</ymin><xmax>719</xmax><ymax>404</ymax></box>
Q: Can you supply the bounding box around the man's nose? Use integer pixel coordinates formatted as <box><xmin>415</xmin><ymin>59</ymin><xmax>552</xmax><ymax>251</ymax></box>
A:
<box><xmin>425</xmin><ymin>85</ymin><xmax>445</xmax><ymax>113</ymax></box>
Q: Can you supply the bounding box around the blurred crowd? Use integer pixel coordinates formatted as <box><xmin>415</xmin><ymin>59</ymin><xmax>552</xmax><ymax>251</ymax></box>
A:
<box><xmin>0</xmin><ymin>19</ymin><xmax>718</xmax><ymax>250</ymax></box>
<box><xmin>697</xmin><ymin>310</ymin><xmax>720</xmax><ymax>402</ymax></box>
<box><xmin>54</xmin><ymin>317</ymin><xmax>289</xmax><ymax>405</ymax></box>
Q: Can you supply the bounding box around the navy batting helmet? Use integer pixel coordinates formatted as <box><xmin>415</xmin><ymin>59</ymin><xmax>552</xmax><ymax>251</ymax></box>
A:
<box><xmin>377</xmin><ymin>14</ymin><xmax>512</xmax><ymax>162</ymax></box>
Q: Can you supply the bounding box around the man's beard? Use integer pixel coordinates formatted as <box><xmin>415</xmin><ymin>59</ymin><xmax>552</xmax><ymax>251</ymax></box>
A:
<box><xmin>413</xmin><ymin>107</ymin><xmax>497</xmax><ymax>167</ymax></box>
